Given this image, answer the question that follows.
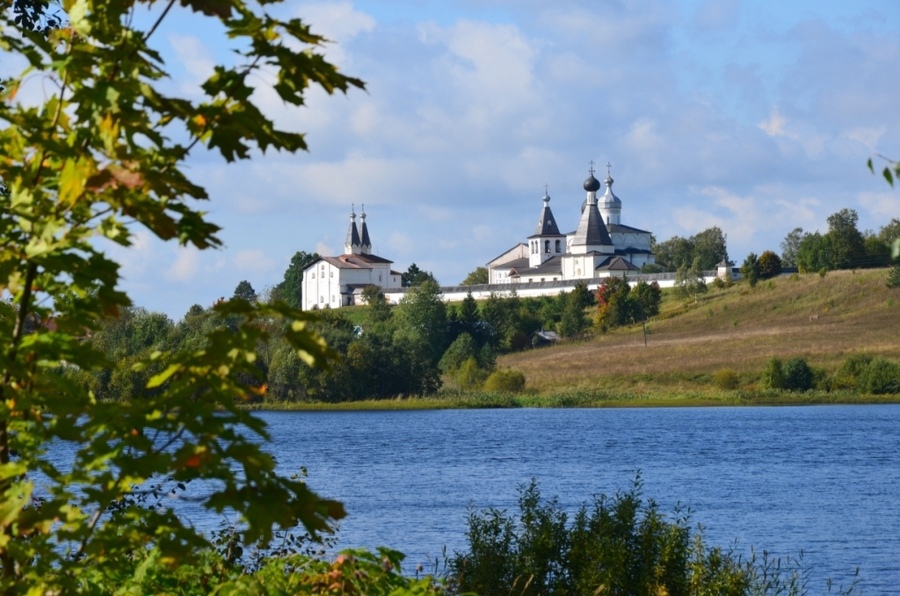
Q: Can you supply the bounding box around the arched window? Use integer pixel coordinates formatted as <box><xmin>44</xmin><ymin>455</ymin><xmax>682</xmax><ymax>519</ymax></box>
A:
<box><xmin>544</xmin><ymin>240</ymin><xmax>550</xmax><ymax>253</ymax></box>
<box><xmin>555</xmin><ymin>239</ymin><xmax>561</xmax><ymax>253</ymax></box>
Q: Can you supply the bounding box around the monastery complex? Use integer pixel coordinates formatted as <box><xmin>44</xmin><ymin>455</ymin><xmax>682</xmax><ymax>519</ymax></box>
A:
<box><xmin>302</xmin><ymin>165</ymin><xmax>721</xmax><ymax>310</ymax></box>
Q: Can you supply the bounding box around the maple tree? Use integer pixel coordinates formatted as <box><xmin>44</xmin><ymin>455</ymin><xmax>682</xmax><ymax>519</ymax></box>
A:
<box><xmin>0</xmin><ymin>0</ymin><xmax>363</xmax><ymax>590</ymax></box>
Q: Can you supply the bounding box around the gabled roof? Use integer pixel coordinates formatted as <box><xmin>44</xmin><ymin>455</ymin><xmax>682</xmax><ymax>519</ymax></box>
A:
<box><xmin>487</xmin><ymin>243</ymin><xmax>528</xmax><ymax>267</ymax></box>
<box><xmin>607</xmin><ymin>223</ymin><xmax>651</xmax><ymax>235</ymax></box>
<box><xmin>596</xmin><ymin>256</ymin><xmax>640</xmax><ymax>271</ymax></box>
<box><xmin>308</xmin><ymin>253</ymin><xmax>394</xmax><ymax>271</ymax></box>
<box><xmin>496</xmin><ymin>257</ymin><xmax>530</xmax><ymax>271</ymax></box>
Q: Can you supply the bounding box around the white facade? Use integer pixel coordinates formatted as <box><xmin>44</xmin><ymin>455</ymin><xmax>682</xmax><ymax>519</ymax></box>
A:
<box><xmin>301</xmin><ymin>207</ymin><xmax>402</xmax><ymax>310</ymax></box>
<box><xmin>488</xmin><ymin>167</ymin><xmax>655</xmax><ymax>284</ymax></box>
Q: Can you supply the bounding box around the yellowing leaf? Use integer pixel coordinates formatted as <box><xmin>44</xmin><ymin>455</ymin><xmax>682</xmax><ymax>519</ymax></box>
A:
<box><xmin>58</xmin><ymin>159</ymin><xmax>87</xmax><ymax>205</ymax></box>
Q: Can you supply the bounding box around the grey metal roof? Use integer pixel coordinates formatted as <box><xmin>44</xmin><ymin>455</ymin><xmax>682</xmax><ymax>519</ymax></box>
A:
<box><xmin>533</xmin><ymin>193</ymin><xmax>562</xmax><ymax>236</ymax></box>
<box><xmin>571</xmin><ymin>203</ymin><xmax>613</xmax><ymax>247</ymax></box>
<box><xmin>607</xmin><ymin>223</ymin><xmax>651</xmax><ymax>234</ymax></box>
<box><xmin>360</xmin><ymin>219</ymin><xmax>371</xmax><ymax>248</ymax></box>
<box><xmin>600</xmin><ymin>176</ymin><xmax>622</xmax><ymax>206</ymax></box>
<box><xmin>486</xmin><ymin>243</ymin><xmax>527</xmax><ymax>266</ymax></box>
<box><xmin>595</xmin><ymin>256</ymin><xmax>640</xmax><ymax>271</ymax></box>
<box><xmin>497</xmin><ymin>257</ymin><xmax>530</xmax><ymax>271</ymax></box>
<box><xmin>346</xmin><ymin>217</ymin><xmax>360</xmax><ymax>247</ymax></box>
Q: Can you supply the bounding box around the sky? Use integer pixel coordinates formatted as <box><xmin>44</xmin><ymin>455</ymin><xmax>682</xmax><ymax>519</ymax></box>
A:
<box><xmin>11</xmin><ymin>0</ymin><xmax>900</xmax><ymax>319</ymax></box>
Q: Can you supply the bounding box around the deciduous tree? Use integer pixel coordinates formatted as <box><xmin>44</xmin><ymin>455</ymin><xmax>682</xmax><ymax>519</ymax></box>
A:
<box><xmin>0</xmin><ymin>1</ymin><xmax>362</xmax><ymax>590</ymax></box>
<box><xmin>758</xmin><ymin>251</ymin><xmax>782</xmax><ymax>279</ymax></box>
<box><xmin>461</xmin><ymin>266</ymin><xmax>489</xmax><ymax>285</ymax></box>
<box><xmin>826</xmin><ymin>208</ymin><xmax>866</xmax><ymax>269</ymax></box>
<box><xmin>277</xmin><ymin>250</ymin><xmax>319</xmax><ymax>308</ymax></box>
<box><xmin>780</xmin><ymin>227</ymin><xmax>804</xmax><ymax>268</ymax></box>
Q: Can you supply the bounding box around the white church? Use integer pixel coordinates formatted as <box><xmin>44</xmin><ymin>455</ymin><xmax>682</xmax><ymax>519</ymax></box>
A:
<box><xmin>301</xmin><ymin>164</ymin><xmax>660</xmax><ymax>310</ymax></box>
<box><xmin>301</xmin><ymin>206</ymin><xmax>402</xmax><ymax>310</ymax></box>
<box><xmin>487</xmin><ymin>165</ymin><xmax>655</xmax><ymax>284</ymax></box>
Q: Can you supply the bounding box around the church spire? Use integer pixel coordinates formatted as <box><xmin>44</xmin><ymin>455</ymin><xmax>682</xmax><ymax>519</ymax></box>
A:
<box><xmin>344</xmin><ymin>204</ymin><xmax>361</xmax><ymax>254</ymax></box>
<box><xmin>570</xmin><ymin>166</ymin><xmax>613</xmax><ymax>253</ymax></box>
<box><xmin>359</xmin><ymin>204</ymin><xmax>372</xmax><ymax>254</ymax></box>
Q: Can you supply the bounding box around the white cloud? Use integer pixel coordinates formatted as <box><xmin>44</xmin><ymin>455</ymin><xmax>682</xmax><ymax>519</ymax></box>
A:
<box><xmin>858</xmin><ymin>191</ymin><xmax>900</xmax><ymax>220</ymax></box>
<box><xmin>759</xmin><ymin>106</ymin><xmax>787</xmax><ymax>137</ymax></box>
<box><xmin>166</xmin><ymin>247</ymin><xmax>201</xmax><ymax>282</ymax></box>
<box><xmin>233</xmin><ymin>249</ymin><xmax>276</xmax><ymax>275</ymax></box>
<box><xmin>168</xmin><ymin>34</ymin><xmax>215</xmax><ymax>94</ymax></box>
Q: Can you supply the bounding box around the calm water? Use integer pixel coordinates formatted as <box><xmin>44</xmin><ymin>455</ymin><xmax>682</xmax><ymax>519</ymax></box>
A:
<box><xmin>46</xmin><ymin>405</ymin><xmax>900</xmax><ymax>592</ymax></box>
<box><xmin>255</xmin><ymin>406</ymin><xmax>899</xmax><ymax>593</ymax></box>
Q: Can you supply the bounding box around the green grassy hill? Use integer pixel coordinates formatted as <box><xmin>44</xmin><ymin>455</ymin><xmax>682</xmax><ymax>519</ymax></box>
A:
<box><xmin>499</xmin><ymin>268</ymin><xmax>899</xmax><ymax>403</ymax></box>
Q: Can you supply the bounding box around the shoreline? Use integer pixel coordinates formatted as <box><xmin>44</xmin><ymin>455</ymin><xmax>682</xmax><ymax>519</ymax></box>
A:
<box><xmin>244</xmin><ymin>390</ymin><xmax>900</xmax><ymax>412</ymax></box>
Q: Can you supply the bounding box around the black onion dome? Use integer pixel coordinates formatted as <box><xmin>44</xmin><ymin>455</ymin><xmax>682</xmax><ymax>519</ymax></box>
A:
<box><xmin>583</xmin><ymin>174</ymin><xmax>601</xmax><ymax>192</ymax></box>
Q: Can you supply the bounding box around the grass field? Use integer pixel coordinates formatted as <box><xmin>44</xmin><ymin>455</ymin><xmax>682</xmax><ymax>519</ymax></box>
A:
<box><xmin>498</xmin><ymin>268</ymin><xmax>900</xmax><ymax>401</ymax></box>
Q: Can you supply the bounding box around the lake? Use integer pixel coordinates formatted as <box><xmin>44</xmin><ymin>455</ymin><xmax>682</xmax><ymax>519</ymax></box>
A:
<box><xmin>237</xmin><ymin>405</ymin><xmax>899</xmax><ymax>593</ymax></box>
<box><xmin>47</xmin><ymin>405</ymin><xmax>900</xmax><ymax>592</ymax></box>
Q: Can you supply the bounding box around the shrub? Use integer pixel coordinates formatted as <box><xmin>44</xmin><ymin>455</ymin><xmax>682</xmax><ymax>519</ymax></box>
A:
<box><xmin>761</xmin><ymin>357</ymin><xmax>785</xmax><ymax>389</ymax></box>
<box><xmin>782</xmin><ymin>358</ymin><xmax>815</xmax><ymax>392</ymax></box>
<box><xmin>457</xmin><ymin>357</ymin><xmax>489</xmax><ymax>390</ymax></box>
<box><xmin>448</xmin><ymin>478</ymin><xmax>810</xmax><ymax>596</ymax></box>
<box><xmin>859</xmin><ymin>357</ymin><xmax>900</xmax><ymax>395</ymax></box>
<box><xmin>483</xmin><ymin>369</ymin><xmax>526</xmax><ymax>393</ymax></box>
<box><xmin>888</xmin><ymin>261</ymin><xmax>900</xmax><ymax>289</ymax></box>
<box><xmin>832</xmin><ymin>354</ymin><xmax>874</xmax><ymax>390</ymax></box>
<box><xmin>712</xmin><ymin>369</ymin><xmax>740</xmax><ymax>390</ymax></box>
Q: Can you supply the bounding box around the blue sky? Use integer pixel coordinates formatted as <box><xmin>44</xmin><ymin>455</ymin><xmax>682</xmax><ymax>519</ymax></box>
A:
<box><xmin>19</xmin><ymin>0</ymin><xmax>900</xmax><ymax>319</ymax></box>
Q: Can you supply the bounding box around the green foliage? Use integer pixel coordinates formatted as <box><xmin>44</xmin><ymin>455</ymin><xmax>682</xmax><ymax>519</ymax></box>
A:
<box><xmin>456</xmin><ymin>357</ymin><xmax>490</xmax><ymax>390</ymax></box>
<box><xmin>887</xmin><ymin>261</ymin><xmax>900</xmax><ymax>289</ymax></box>
<box><xmin>483</xmin><ymin>369</ymin><xmax>526</xmax><ymax>393</ymax></box>
<box><xmin>363</xmin><ymin>284</ymin><xmax>392</xmax><ymax>323</ymax></box>
<box><xmin>760</xmin><ymin>358</ymin><xmax>814</xmax><ymax>391</ymax></box>
<box><xmin>595</xmin><ymin>276</ymin><xmax>633</xmax><ymax>330</ymax></box>
<box><xmin>395</xmin><ymin>279</ymin><xmax>448</xmax><ymax>365</ymax></box>
<box><xmin>713</xmin><ymin>369</ymin><xmax>740</xmax><ymax>390</ymax></box>
<box><xmin>82</xmin><ymin>546</ymin><xmax>442</xmax><ymax>594</ymax></box>
<box><xmin>461</xmin><ymin>266</ymin><xmax>489</xmax><ymax>285</ymax></box>
<box><xmin>761</xmin><ymin>357</ymin><xmax>786</xmax><ymax>389</ymax></box>
<box><xmin>796</xmin><ymin>232</ymin><xmax>833</xmax><ymax>273</ymax></box>
<box><xmin>559</xmin><ymin>290</ymin><xmax>589</xmax><ymax>338</ymax></box>
<box><xmin>827</xmin><ymin>209</ymin><xmax>867</xmax><ymax>270</ymax></box>
<box><xmin>233</xmin><ymin>279</ymin><xmax>258</xmax><ymax>302</ymax></box>
<box><xmin>741</xmin><ymin>253</ymin><xmax>761</xmax><ymax>288</ymax></box>
<box><xmin>440</xmin><ymin>332</ymin><xmax>479</xmax><ymax>373</ymax></box>
<box><xmin>632</xmin><ymin>280</ymin><xmax>662</xmax><ymax>318</ymax></box>
<box><xmin>858</xmin><ymin>357</ymin><xmax>900</xmax><ymax>395</ymax></box>
<box><xmin>653</xmin><ymin>227</ymin><xmax>728</xmax><ymax>272</ymax></box>
<box><xmin>835</xmin><ymin>354</ymin><xmax>874</xmax><ymax>390</ymax></box>
<box><xmin>758</xmin><ymin>250</ymin><xmax>783</xmax><ymax>279</ymax></box>
<box><xmin>402</xmin><ymin>262</ymin><xmax>438</xmax><ymax>287</ymax></box>
<box><xmin>781</xmin><ymin>227</ymin><xmax>804</xmax><ymax>269</ymax></box>
<box><xmin>449</xmin><ymin>478</ymin><xmax>781</xmax><ymax>596</ymax></box>
<box><xmin>0</xmin><ymin>1</ymin><xmax>364</xmax><ymax>590</ymax></box>
<box><xmin>278</xmin><ymin>250</ymin><xmax>319</xmax><ymax>309</ymax></box>
<box><xmin>782</xmin><ymin>357</ymin><xmax>815</xmax><ymax>392</ymax></box>
<box><xmin>676</xmin><ymin>257</ymin><xmax>709</xmax><ymax>301</ymax></box>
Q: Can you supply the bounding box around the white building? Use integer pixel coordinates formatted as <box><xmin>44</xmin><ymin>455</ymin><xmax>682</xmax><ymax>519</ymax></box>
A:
<box><xmin>301</xmin><ymin>206</ymin><xmax>402</xmax><ymax>310</ymax></box>
<box><xmin>488</xmin><ymin>166</ymin><xmax>655</xmax><ymax>284</ymax></box>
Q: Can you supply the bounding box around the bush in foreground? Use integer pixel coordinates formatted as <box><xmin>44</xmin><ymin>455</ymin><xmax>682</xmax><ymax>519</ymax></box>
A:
<box><xmin>448</xmin><ymin>478</ymin><xmax>844</xmax><ymax>595</ymax></box>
